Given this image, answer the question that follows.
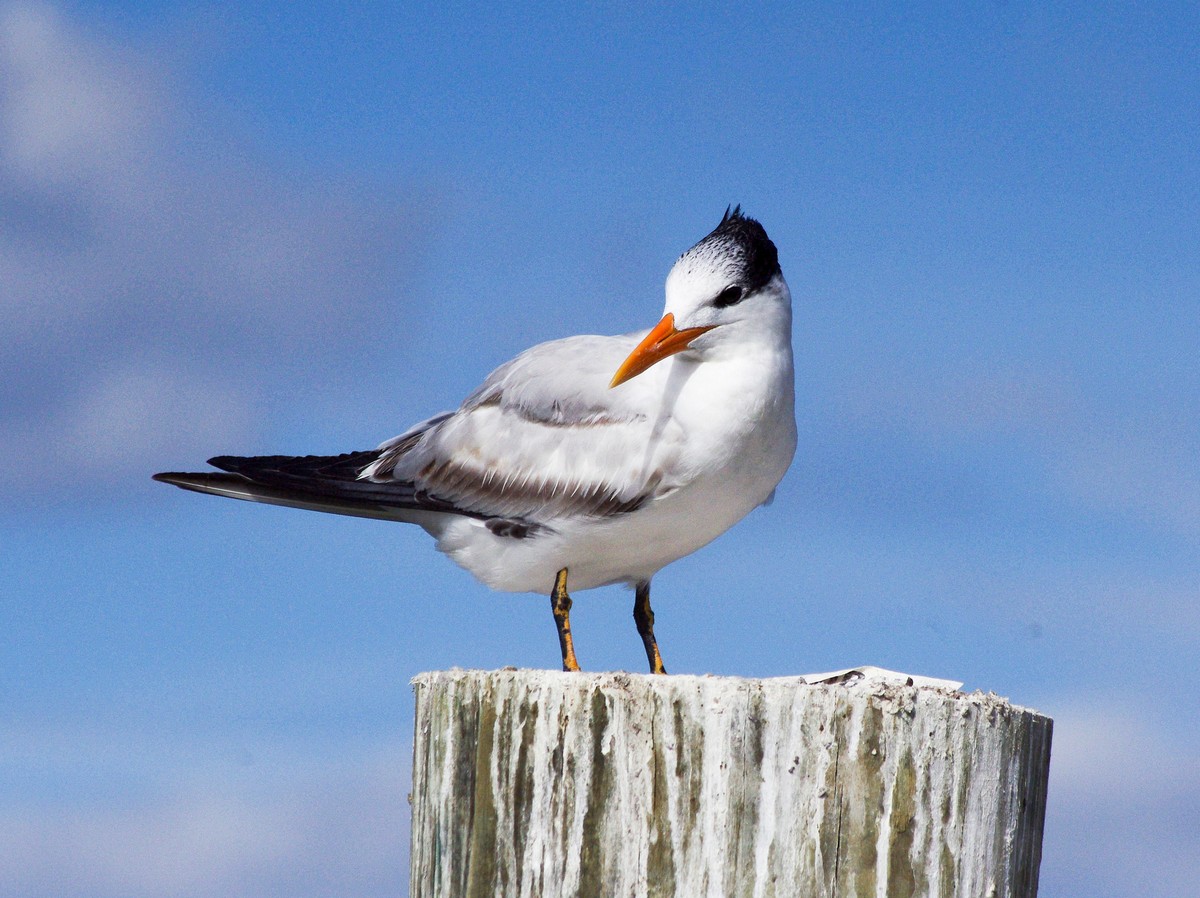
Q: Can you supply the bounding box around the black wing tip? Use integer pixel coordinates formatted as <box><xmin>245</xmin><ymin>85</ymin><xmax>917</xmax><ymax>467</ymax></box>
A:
<box><xmin>153</xmin><ymin>471</ymin><xmax>192</xmax><ymax>485</ymax></box>
<box><xmin>153</xmin><ymin>470</ymin><xmax>241</xmax><ymax>487</ymax></box>
<box><xmin>207</xmin><ymin>451</ymin><xmax>380</xmax><ymax>472</ymax></box>
<box><xmin>166</xmin><ymin>455</ymin><xmax>296</xmax><ymax>476</ymax></box>
<box><xmin>208</xmin><ymin>454</ymin><xmax>263</xmax><ymax>472</ymax></box>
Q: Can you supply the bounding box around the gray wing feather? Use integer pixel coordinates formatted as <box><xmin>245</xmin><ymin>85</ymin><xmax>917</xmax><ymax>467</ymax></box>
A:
<box><xmin>361</xmin><ymin>332</ymin><xmax>680</xmax><ymax>522</ymax></box>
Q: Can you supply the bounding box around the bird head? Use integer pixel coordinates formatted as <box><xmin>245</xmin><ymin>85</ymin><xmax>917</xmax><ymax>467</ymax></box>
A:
<box><xmin>610</xmin><ymin>207</ymin><xmax>790</xmax><ymax>388</ymax></box>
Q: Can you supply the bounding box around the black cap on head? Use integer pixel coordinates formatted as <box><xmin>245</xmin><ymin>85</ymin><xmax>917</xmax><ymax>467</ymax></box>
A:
<box><xmin>680</xmin><ymin>205</ymin><xmax>781</xmax><ymax>291</ymax></box>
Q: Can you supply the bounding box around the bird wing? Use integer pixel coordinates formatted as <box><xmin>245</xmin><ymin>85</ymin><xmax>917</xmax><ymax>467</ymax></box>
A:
<box><xmin>154</xmin><ymin>449</ymin><xmax>489</xmax><ymax>524</ymax></box>
<box><xmin>361</xmin><ymin>332</ymin><xmax>687</xmax><ymax>522</ymax></box>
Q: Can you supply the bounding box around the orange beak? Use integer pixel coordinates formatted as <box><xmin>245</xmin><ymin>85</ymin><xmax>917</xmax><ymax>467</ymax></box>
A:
<box><xmin>609</xmin><ymin>313</ymin><xmax>718</xmax><ymax>388</ymax></box>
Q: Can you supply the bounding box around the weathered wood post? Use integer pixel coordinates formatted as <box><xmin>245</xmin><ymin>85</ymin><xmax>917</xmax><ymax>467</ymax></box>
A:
<box><xmin>410</xmin><ymin>669</ymin><xmax>1051</xmax><ymax>898</ymax></box>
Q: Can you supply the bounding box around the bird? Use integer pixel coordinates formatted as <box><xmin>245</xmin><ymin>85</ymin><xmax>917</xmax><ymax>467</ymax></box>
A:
<box><xmin>154</xmin><ymin>207</ymin><xmax>796</xmax><ymax>674</ymax></box>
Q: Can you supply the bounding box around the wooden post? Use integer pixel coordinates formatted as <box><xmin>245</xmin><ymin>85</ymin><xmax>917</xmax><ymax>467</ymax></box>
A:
<box><xmin>410</xmin><ymin>669</ymin><xmax>1052</xmax><ymax>898</ymax></box>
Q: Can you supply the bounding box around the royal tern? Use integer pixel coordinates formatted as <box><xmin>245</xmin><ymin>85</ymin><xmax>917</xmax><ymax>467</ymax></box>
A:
<box><xmin>155</xmin><ymin>207</ymin><xmax>796</xmax><ymax>673</ymax></box>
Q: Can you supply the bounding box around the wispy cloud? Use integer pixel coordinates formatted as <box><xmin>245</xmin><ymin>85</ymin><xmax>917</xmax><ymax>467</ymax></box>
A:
<box><xmin>0</xmin><ymin>752</ymin><xmax>409</xmax><ymax>898</ymax></box>
<box><xmin>0</xmin><ymin>2</ymin><xmax>424</xmax><ymax>498</ymax></box>
<box><xmin>821</xmin><ymin>355</ymin><xmax>1200</xmax><ymax>540</ymax></box>
<box><xmin>1041</xmin><ymin>700</ymin><xmax>1200</xmax><ymax>898</ymax></box>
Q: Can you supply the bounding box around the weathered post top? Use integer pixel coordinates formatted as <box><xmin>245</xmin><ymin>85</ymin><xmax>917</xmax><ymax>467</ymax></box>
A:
<box><xmin>410</xmin><ymin>669</ymin><xmax>1052</xmax><ymax>898</ymax></box>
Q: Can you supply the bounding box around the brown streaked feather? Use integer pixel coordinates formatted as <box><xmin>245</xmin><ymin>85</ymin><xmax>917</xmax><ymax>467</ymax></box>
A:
<box><xmin>364</xmin><ymin>430</ymin><xmax>425</xmax><ymax>480</ymax></box>
<box><xmin>410</xmin><ymin>456</ymin><xmax>658</xmax><ymax>520</ymax></box>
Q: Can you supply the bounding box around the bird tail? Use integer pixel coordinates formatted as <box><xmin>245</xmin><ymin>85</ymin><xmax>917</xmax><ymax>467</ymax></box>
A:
<box><xmin>153</xmin><ymin>451</ymin><xmax>464</xmax><ymax>524</ymax></box>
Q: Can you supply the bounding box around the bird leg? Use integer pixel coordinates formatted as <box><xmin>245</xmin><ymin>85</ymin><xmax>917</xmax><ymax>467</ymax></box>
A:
<box><xmin>551</xmin><ymin>568</ymin><xmax>581</xmax><ymax>672</ymax></box>
<box><xmin>633</xmin><ymin>581</ymin><xmax>667</xmax><ymax>675</ymax></box>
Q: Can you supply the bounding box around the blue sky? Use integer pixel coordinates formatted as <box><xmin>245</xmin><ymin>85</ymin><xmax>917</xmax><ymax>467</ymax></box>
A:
<box><xmin>2</xmin><ymin>2</ymin><xmax>1198</xmax><ymax>895</ymax></box>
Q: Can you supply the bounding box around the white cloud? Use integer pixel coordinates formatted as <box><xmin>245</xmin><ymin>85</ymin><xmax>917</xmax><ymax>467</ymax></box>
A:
<box><xmin>0</xmin><ymin>651</ymin><xmax>417</xmax><ymax>897</ymax></box>
<box><xmin>0</xmin><ymin>2</ymin><xmax>155</xmax><ymax>187</ymax></box>
<box><xmin>0</xmin><ymin>2</ymin><xmax>424</xmax><ymax>498</ymax></box>
<box><xmin>1050</xmin><ymin>703</ymin><xmax>1199</xmax><ymax>797</ymax></box>
<box><xmin>1039</xmin><ymin>700</ymin><xmax>1200</xmax><ymax>898</ymax></box>
<box><xmin>61</xmin><ymin>359</ymin><xmax>254</xmax><ymax>477</ymax></box>
<box><xmin>824</xmin><ymin>356</ymin><xmax>1200</xmax><ymax>539</ymax></box>
<box><xmin>0</xmin><ymin>754</ymin><xmax>410</xmax><ymax>898</ymax></box>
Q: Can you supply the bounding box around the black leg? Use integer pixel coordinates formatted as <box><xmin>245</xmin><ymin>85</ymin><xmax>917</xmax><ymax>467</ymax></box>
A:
<box><xmin>633</xmin><ymin>580</ymin><xmax>667</xmax><ymax>675</ymax></box>
<box><xmin>551</xmin><ymin>568</ymin><xmax>581</xmax><ymax>672</ymax></box>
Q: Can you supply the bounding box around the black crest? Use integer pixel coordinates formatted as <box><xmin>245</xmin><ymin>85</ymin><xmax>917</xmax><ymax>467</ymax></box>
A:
<box><xmin>684</xmin><ymin>205</ymin><xmax>781</xmax><ymax>291</ymax></box>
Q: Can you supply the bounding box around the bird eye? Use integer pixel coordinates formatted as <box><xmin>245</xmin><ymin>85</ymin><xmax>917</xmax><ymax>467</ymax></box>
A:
<box><xmin>713</xmin><ymin>285</ymin><xmax>745</xmax><ymax>308</ymax></box>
